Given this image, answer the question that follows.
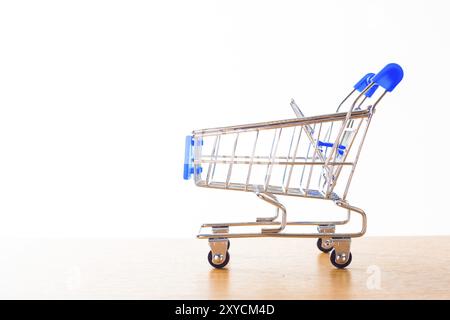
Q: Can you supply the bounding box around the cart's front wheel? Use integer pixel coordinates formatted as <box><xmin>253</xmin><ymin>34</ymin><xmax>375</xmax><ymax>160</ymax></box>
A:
<box><xmin>330</xmin><ymin>249</ymin><xmax>352</xmax><ymax>269</ymax></box>
<box><xmin>207</xmin><ymin>251</ymin><xmax>230</xmax><ymax>269</ymax></box>
<box><xmin>317</xmin><ymin>238</ymin><xmax>333</xmax><ymax>253</ymax></box>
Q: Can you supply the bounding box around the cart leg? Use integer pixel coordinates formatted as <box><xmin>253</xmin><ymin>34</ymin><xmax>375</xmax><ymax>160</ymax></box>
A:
<box><xmin>256</xmin><ymin>193</ymin><xmax>280</xmax><ymax>222</ymax></box>
<box><xmin>329</xmin><ymin>238</ymin><xmax>352</xmax><ymax>269</ymax></box>
<box><xmin>207</xmin><ymin>226</ymin><xmax>230</xmax><ymax>269</ymax></box>
<box><xmin>316</xmin><ymin>225</ymin><xmax>335</xmax><ymax>253</ymax></box>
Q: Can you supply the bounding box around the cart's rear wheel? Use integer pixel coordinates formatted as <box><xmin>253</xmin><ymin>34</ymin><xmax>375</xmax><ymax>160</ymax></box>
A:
<box><xmin>207</xmin><ymin>251</ymin><xmax>230</xmax><ymax>269</ymax></box>
<box><xmin>330</xmin><ymin>249</ymin><xmax>352</xmax><ymax>269</ymax></box>
<box><xmin>317</xmin><ymin>238</ymin><xmax>333</xmax><ymax>253</ymax></box>
<box><xmin>227</xmin><ymin>239</ymin><xmax>230</xmax><ymax>249</ymax></box>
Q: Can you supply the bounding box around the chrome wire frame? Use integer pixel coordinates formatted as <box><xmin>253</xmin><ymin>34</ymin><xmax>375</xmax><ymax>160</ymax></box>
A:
<box><xmin>192</xmin><ymin>86</ymin><xmax>387</xmax><ymax>240</ymax></box>
<box><xmin>197</xmin><ymin>199</ymin><xmax>365</xmax><ymax>239</ymax></box>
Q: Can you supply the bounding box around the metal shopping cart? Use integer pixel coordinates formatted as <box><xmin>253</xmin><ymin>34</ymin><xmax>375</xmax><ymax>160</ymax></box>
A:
<box><xmin>183</xmin><ymin>63</ymin><xmax>403</xmax><ymax>269</ymax></box>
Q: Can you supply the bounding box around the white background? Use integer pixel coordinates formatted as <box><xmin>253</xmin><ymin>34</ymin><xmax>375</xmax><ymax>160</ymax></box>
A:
<box><xmin>0</xmin><ymin>0</ymin><xmax>448</xmax><ymax>238</ymax></box>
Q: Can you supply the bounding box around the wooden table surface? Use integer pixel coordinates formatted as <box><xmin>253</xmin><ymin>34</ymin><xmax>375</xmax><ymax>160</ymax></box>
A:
<box><xmin>0</xmin><ymin>237</ymin><xmax>449</xmax><ymax>299</ymax></box>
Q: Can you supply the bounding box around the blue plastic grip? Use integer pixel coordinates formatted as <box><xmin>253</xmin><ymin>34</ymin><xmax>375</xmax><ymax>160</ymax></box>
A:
<box><xmin>353</xmin><ymin>73</ymin><xmax>379</xmax><ymax>98</ymax></box>
<box><xmin>372</xmin><ymin>63</ymin><xmax>404</xmax><ymax>92</ymax></box>
<box><xmin>354</xmin><ymin>73</ymin><xmax>375</xmax><ymax>92</ymax></box>
<box><xmin>364</xmin><ymin>83</ymin><xmax>379</xmax><ymax>98</ymax></box>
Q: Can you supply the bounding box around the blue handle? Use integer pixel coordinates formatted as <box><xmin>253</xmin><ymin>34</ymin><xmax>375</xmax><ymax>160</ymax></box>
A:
<box><xmin>354</xmin><ymin>73</ymin><xmax>374</xmax><ymax>92</ymax></box>
<box><xmin>372</xmin><ymin>63</ymin><xmax>404</xmax><ymax>92</ymax></box>
<box><xmin>353</xmin><ymin>73</ymin><xmax>379</xmax><ymax>98</ymax></box>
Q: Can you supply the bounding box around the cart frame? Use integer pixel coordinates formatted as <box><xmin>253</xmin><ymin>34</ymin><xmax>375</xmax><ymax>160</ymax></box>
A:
<box><xmin>184</xmin><ymin>63</ymin><xmax>404</xmax><ymax>269</ymax></box>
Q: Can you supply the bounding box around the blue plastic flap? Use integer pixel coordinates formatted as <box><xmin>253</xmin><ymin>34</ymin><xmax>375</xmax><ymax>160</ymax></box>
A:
<box><xmin>183</xmin><ymin>135</ymin><xmax>203</xmax><ymax>180</ymax></box>
<box><xmin>183</xmin><ymin>135</ymin><xmax>194</xmax><ymax>180</ymax></box>
<box><xmin>372</xmin><ymin>63</ymin><xmax>404</xmax><ymax>92</ymax></box>
<box><xmin>318</xmin><ymin>141</ymin><xmax>346</xmax><ymax>156</ymax></box>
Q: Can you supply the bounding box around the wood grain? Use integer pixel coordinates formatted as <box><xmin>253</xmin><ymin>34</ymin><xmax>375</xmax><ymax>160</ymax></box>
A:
<box><xmin>0</xmin><ymin>237</ymin><xmax>449</xmax><ymax>299</ymax></box>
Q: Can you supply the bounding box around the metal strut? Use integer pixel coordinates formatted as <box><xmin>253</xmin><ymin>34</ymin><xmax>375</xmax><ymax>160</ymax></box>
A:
<box><xmin>256</xmin><ymin>192</ymin><xmax>287</xmax><ymax>233</ymax></box>
<box><xmin>197</xmin><ymin>198</ymin><xmax>366</xmax><ymax>239</ymax></box>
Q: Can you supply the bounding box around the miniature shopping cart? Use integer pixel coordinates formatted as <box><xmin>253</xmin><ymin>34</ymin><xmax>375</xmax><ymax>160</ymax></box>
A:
<box><xmin>184</xmin><ymin>63</ymin><xmax>403</xmax><ymax>269</ymax></box>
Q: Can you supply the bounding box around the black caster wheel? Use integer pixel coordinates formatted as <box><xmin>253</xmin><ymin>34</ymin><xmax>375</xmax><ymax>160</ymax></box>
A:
<box><xmin>207</xmin><ymin>251</ymin><xmax>230</xmax><ymax>269</ymax></box>
<box><xmin>227</xmin><ymin>239</ymin><xmax>230</xmax><ymax>249</ymax></box>
<box><xmin>330</xmin><ymin>249</ymin><xmax>352</xmax><ymax>269</ymax></box>
<box><xmin>317</xmin><ymin>238</ymin><xmax>333</xmax><ymax>253</ymax></box>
